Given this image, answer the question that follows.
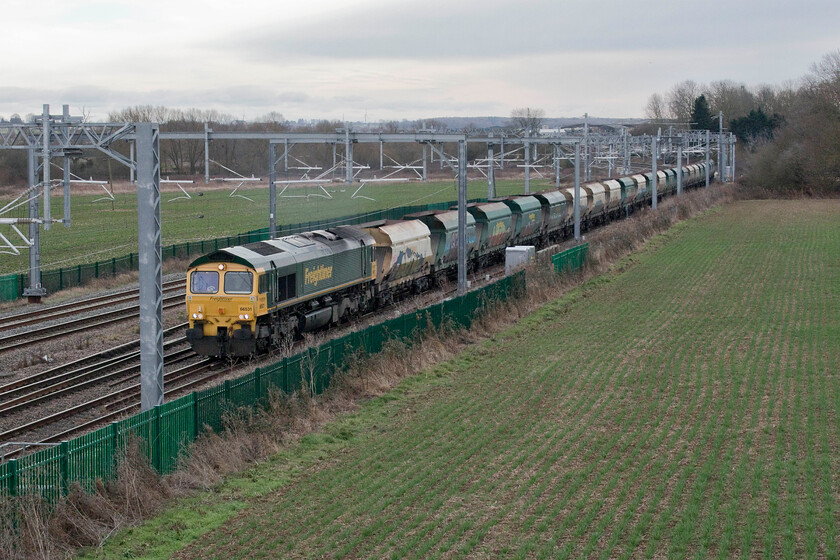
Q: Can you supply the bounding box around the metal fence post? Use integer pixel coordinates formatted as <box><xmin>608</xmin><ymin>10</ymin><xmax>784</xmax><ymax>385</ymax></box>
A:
<box><xmin>192</xmin><ymin>391</ymin><xmax>200</xmax><ymax>439</ymax></box>
<box><xmin>110</xmin><ymin>421</ymin><xmax>120</xmax><ymax>478</ymax></box>
<box><xmin>60</xmin><ymin>441</ymin><xmax>70</xmax><ymax>495</ymax></box>
<box><xmin>7</xmin><ymin>459</ymin><xmax>17</xmax><ymax>497</ymax></box>
<box><xmin>153</xmin><ymin>405</ymin><xmax>162</xmax><ymax>473</ymax></box>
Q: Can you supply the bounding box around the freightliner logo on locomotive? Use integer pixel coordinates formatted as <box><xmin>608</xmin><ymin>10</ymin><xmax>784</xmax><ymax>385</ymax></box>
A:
<box><xmin>305</xmin><ymin>264</ymin><xmax>333</xmax><ymax>287</ymax></box>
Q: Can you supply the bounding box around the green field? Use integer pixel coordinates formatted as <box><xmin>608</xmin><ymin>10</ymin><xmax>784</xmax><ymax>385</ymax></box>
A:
<box><xmin>88</xmin><ymin>200</ymin><xmax>840</xmax><ymax>559</ymax></box>
<box><xmin>0</xmin><ymin>178</ymin><xmax>551</xmax><ymax>275</ymax></box>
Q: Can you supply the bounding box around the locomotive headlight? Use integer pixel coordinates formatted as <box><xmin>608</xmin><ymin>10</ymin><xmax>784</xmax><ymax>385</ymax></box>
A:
<box><xmin>192</xmin><ymin>313</ymin><xmax>198</xmax><ymax>319</ymax></box>
<box><xmin>218</xmin><ymin>264</ymin><xmax>226</xmax><ymax>271</ymax></box>
<box><xmin>238</xmin><ymin>313</ymin><xmax>251</xmax><ymax>320</ymax></box>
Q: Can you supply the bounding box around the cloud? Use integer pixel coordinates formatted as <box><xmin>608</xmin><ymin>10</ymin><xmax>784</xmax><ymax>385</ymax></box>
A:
<box><xmin>222</xmin><ymin>0</ymin><xmax>840</xmax><ymax>63</ymax></box>
<box><xmin>3</xmin><ymin>0</ymin><xmax>839</xmax><ymax>122</ymax></box>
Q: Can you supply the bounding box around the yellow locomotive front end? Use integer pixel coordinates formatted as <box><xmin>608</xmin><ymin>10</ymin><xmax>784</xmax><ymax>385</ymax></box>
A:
<box><xmin>186</xmin><ymin>261</ymin><xmax>263</xmax><ymax>357</ymax></box>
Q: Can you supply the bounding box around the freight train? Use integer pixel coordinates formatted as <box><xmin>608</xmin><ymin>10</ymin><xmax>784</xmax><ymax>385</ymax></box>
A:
<box><xmin>186</xmin><ymin>163</ymin><xmax>714</xmax><ymax>357</ymax></box>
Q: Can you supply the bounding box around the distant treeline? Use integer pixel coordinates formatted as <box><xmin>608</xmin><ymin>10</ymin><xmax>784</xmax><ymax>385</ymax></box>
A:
<box><xmin>642</xmin><ymin>50</ymin><xmax>840</xmax><ymax>195</ymax></box>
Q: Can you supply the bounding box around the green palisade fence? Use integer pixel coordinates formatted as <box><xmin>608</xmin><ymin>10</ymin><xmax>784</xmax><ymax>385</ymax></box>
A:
<box><xmin>0</xmin><ymin>198</ymin><xmax>485</xmax><ymax>303</ymax></box>
<box><xmin>0</xmin><ymin>271</ymin><xmax>525</xmax><ymax>503</ymax></box>
<box><xmin>552</xmin><ymin>243</ymin><xmax>589</xmax><ymax>274</ymax></box>
<box><xmin>0</xmin><ymin>274</ymin><xmax>17</xmax><ymax>301</ymax></box>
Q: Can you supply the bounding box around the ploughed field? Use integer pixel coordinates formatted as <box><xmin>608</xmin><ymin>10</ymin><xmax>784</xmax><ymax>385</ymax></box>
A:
<box><xmin>112</xmin><ymin>200</ymin><xmax>840</xmax><ymax>559</ymax></box>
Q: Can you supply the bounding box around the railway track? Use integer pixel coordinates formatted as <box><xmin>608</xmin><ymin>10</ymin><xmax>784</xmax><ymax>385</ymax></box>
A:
<box><xmin>0</xmin><ymin>325</ymin><xmax>189</xmax><ymax>416</ymax></box>
<box><xmin>0</xmin><ymin>278</ymin><xmax>184</xmax><ymax>333</ymax></box>
<box><xmin>0</xmin><ymin>287</ymin><xmax>186</xmax><ymax>354</ymax></box>
<box><xmin>0</xmin><ymin>358</ymin><xmax>222</xmax><ymax>461</ymax></box>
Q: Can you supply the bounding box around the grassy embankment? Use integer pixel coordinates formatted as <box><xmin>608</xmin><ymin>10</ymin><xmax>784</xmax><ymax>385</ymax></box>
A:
<box><xmin>0</xmin><ymin>178</ymin><xmax>549</xmax><ymax>275</ymax></box>
<box><xmin>80</xmin><ymin>199</ymin><xmax>840</xmax><ymax>559</ymax></box>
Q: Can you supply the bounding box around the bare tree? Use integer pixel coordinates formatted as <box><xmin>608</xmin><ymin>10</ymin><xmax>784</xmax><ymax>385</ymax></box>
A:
<box><xmin>108</xmin><ymin>105</ymin><xmax>171</xmax><ymax>123</ymax></box>
<box><xmin>257</xmin><ymin>111</ymin><xmax>285</xmax><ymax>124</ymax></box>
<box><xmin>805</xmin><ymin>49</ymin><xmax>840</xmax><ymax>111</ymax></box>
<box><xmin>380</xmin><ymin>120</ymin><xmax>400</xmax><ymax>133</ymax></box>
<box><xmin>509</xmin><ymin>107</ymin><xmax>545</xmax><ymax>134</ymax></box>
<box><xmin>706</xmin><ymin>80</ymin><xmax>755</xmax><ymax>123</ymax></box>
<box><xmin>667</xmin><ymin>80</ymin><xmax>704</xmax><ymax>125</ymax></box>
<box><xmin>645</xmin><ymin>93</ymin><xmax>669</xmax><ymax>122</ymax></box>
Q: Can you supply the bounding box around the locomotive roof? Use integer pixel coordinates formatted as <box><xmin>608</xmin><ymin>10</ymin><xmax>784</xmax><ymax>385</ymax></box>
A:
<box><xmin>188</xmin><ymin>226</ymin><xmax>374</xmax><ymax>270</ymax></box>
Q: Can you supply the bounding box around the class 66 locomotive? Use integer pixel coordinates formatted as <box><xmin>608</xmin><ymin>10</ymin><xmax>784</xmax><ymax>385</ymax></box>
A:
<box><xmin>185</xmin><ymin>163</ymin><xmax>714</xmax><ymax>358</ymax></box>
<box><xmin>185</xmin><ymin>221</ymin><xmax>438</xmax><ymax>358</ymax></box>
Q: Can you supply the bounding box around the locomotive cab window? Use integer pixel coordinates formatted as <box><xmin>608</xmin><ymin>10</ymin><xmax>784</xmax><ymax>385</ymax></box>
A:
<box><xmin>224</xmin><ymin>271</ymin><xmax>254</xmax><ymax>294</ymax></box>
<box><xmin>191</xmin><ymin>271</ymin><xmax>219</xmax><ymax>294</ymax></box>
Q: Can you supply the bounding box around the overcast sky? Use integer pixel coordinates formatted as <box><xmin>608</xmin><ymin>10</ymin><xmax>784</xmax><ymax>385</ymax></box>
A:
<box><xmin>2</xmin><ymin>0</ymin><xmax>838</xmax><ymax>123</ymax></box>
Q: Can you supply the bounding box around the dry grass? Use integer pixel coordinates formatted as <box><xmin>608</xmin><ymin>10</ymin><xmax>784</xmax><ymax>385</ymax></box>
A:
<box><xmin>0</xmin><ymin>440</ymin><xmax>170</xmax><ymax>560</ymax></box>
<box><xmin>0</xmin><ymin>184</ymin><xmax>741</xmax><ymax>558</ymax></box>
